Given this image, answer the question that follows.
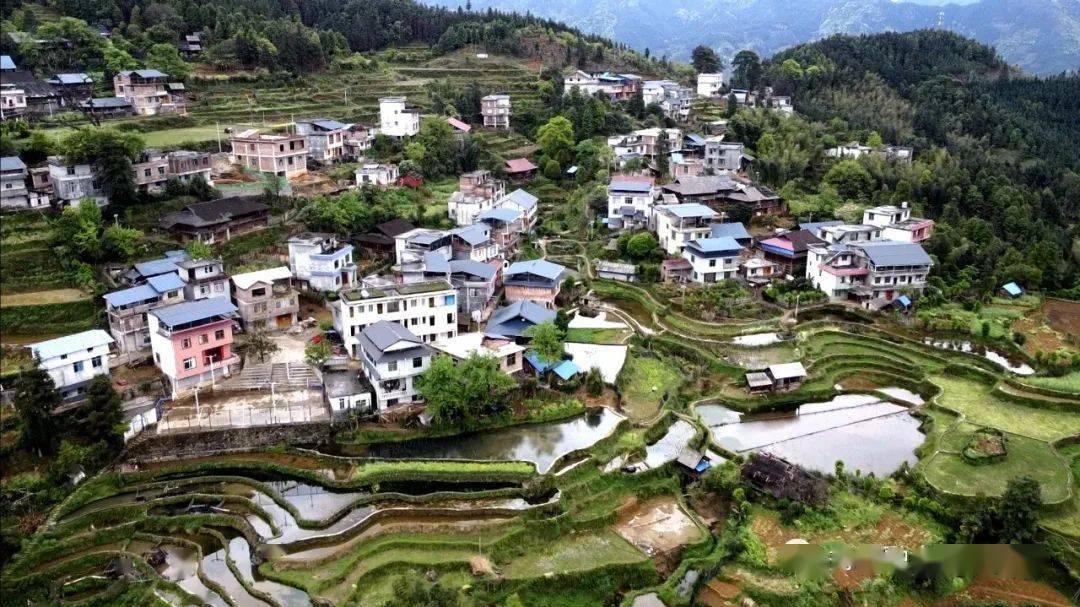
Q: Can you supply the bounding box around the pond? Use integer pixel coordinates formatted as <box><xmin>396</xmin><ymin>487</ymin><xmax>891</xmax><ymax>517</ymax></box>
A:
<box><xmin>697</xmin><ymin>394</ymin><xmax>925</xmax><ymax>476</ymax></box>
<box><xmin>731</xmin><ymin>332</ymin><xmax>783</xmax><ymax>347</ymax></box>
<box><xmin>330</xmin><ymin>408</ymin><xmax>624</xmax><ymax>473</ymax></box>
<box><xmin>923</xmin><ymin>339</ymin><xmax>1035</xmax><ymax>375</ymax></box>
<box><xmin>642</xmin><ymin>420</ymin><xmax>697</xmax><ymax>469</ymax></box>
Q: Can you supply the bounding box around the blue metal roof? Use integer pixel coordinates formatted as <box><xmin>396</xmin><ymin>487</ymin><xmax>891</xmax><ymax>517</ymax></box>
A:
<box><xmin>487</xmin><ymin>300</ymin><xmax>555</xmax><ymax>338</ymax></box>
<box><xmin>553</xmin><ymin>359</ymin><xmax>581</xmax><ymax>380</ymax></box>
<box><xmin>1002</xmin><ymin>282</ymin><xmax>1022</xmax><ymax>296</ymax></box>
<box><xmin>84</xmin><ymin>97</ymin><xmax>132</xmax><ymax>109</ymax></box>
<box><xmin>661</xmin><ymin>203</ymin><xmax>716</xmax><ymax>219</ymax></box>
<box><xmin>896</xmin><ymin>295</ymin><xmax>912</xmax><ymax>307</ymax></box>
<box><xmin>709</xmin><ymin>222</ymin><xmax>750</xmax><ymax>241</ymax></box>
<box><xmin>49</xmin><ymin>73</ymin><xmax>92</xmax><ymax>84</ymax></box>
<box><xmin>423</xmin><ymin>252</ymin><xmax>450</xmax><ymax>274</ymax></box>
<box><xmin>858</xmin><ymin>242</ymin><xmax>932</xmax><ymax>267</ymax></box>
<box><xmin>686</xmin><ymin>237</ymin><xmax>743</xmax><ymax>255</ymax></box>
<box><xmin>505</xmin><ymin>259</ymin><xmax>565</xmax><ymax>281</ymax></box>
<box><xmin>609</xmin><ymin>180</ymin><xmax>653</xmax><ymax>193</ymax></box>
<box><xmin>477</xmin><ymin>207</ymin><xmax>521</xmax><ymax>223</ymax></box>
<box><xmin>499</xmin><ymin>189</ymin><xmax>538</xmax><ymax>212</ymax></box>
<box><xmin>151</xmin><ymin>298</ymin><xmax>237</xmax><ymax>328</ymax></box>
<box><xmin>31</xmin><ymin>330</ymin><xmax>113</xmax><ymax>360</ymax></box>
<box><xmin>311</xmin><ymin>118</ymin><xmax>348</xmax><ymax>131</ymax></box>
<box><xmin>0</xmin><ymin>55</ymin><xmax>15</xmax><ymax>70</ymax></box>
<box><xmin>147</xmin><ymin>273</ymin><xmax>185</xmax><ymax>292</ymax></box>
<box><xmin>524</xmin><ymin>351</ymin><xmax>558</xmax><ymax>373</ymax></box>
<box><xmin>449</xmin><ymin>259</ymin><xmax>496</xmax><ymax>280</ymax></box>
<box><xmin>1</xmin><ymin>156</ymin><xmax>26</xmax><ymax>171</ymax></box>
<box><xmin>134</xmin><ymin>257</ymin><xmax>180</xmax><ymax>278</ymax></box>
<box><xmin>452</xmin><ymin>224</ymin><xmax>490</xmax><ymax>246</ymax></box>
<box><xmin>103</xmin><ymin>284</ymin><xmax>159</xmax><ymax>308</ymax></box>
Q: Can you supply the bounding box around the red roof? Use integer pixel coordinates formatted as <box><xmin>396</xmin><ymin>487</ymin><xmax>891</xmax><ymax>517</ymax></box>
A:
<box><xmin>822</xmin><ymin>265</ymin><xmax>869</xmax><ymax>277</ymax></box>
<box><xmin>760</xmin><ymin>237</ymin><xmax>794</xmax><ymax>251</ymax></box>
<box><xmin>662</xmin><ymin>258</ymin><xmax>692</xmax><ymax>270</ymax></box>
<box><xmin>446</xmin><ymin>117</ymin><xmax>471</xmax><ymax>132</ymax></box>
<box><xmin>505</xmin><ymin>158</ymin><xmax>538</xmax><ymax>174</ymax></box>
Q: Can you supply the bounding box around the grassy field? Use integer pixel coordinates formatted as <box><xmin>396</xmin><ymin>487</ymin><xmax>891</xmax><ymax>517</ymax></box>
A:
<box><xmin>929</xmin><ymin>374</ymin><xmax>1080</xmax><ymax>442</ymax></box>
<box><xmin>0</xmin><ymin>289</ymin><xmax>89</xmax><ymax>307</ymax></box>
<box><xmin>618</xmin><ymin>354</ymin><xmax>684</xmax><ymax>420</ymax></box>
<box><xmin>501</xmin><ymin>530</ymin><xmax>646</xmax><ymax>579</ymax></box>
<box><xmin>565</xmin><ymin>327</ymin><xmax>632</xmax><ymax>345</ymax></box>
<box><xmin>1023</xmin><ymin>371</ymin><xmax>1080</xmax><ymax>394</ymax></box>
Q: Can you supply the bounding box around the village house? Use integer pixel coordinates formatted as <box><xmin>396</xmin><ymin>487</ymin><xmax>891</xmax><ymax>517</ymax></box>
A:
<box><xmin>704</xmin><ymin>139</ymin><xmax>751</xmax><ymax>173</ymax></box>
<box><xmin>287</xmin><ymin>233</ymin><xmax>357</xmax><ymax>292</ymax></box>
<box><xmin>485</xmin><ymin>299</ymin><xmax>556</xmax><ymax>341</ymax></box>
<box><xmin>1</xmin><ymin>82</ymin><xmax>28</xmax><ymax>119</ymax></box>
<box><xmin>48</xmin><ymin>156</ymin><xmax>107</xmax><ymax>207</ymax></box>
<box><xmin>395</xmin><ymin>230</ymin><xmax>452</xmax><ymax>277</ymax></box>
<box><xmin>167</xmin><ymin>150</ymin><xmax>214</xmax><ymax>186</ymax></box>
<box><xmin>765</xmin><ymin>95</ymin><xmax>793</xmax><ymax>115</ymax></box>
<box><xmin>669</xmin><ymin>153</ymin><xmax>707</xmax><ymax>179</ymax></box>
<box><xmin>757</xmin><ymin>229</ymin><xmax>825</xmax><ymax>277</ymax></box>
<box><xmin>160</xmin><ymin>196</ymin><xmax>270</xmax><ymax>244</ymax></box>
<box><xmin>148</xmin><ymin>298</ymin><xmax>240</xmax><ymax>397</ymax></box>
<box><xmin>450</xmin><ymin>224</ymin><xmax>500</xmax><ymax>263</ymax></box>
<box><xmin>46</xmin><ymin>73</ymin><xmax>94</xmax><ymax>105</ymax></box>
<box><xmin>113</xmin><ymin>69</ymin><xmax>186</xmax><ymax>115</ymax></box>
<box><xmin>79</xmin><ymin>97</ymin><xmax>134</xmax><ymax>118</ymax></box>
<box><xmin>104</xmin><ymin>272</ymin><xmax>186</xmax><ymax>354</ymax></box>
<box><xmin>230</xmin><ymin>129</ymin><xmax>308</xmax><ymax>180</ymax></box>
<box><xmin>230</xmin><ymin>266</ymin><xmax>299</xmax><ymax>331</ymax></box>
<box><xmin>710</xmin><ymin>222</ymin><xmax>752</xmax><ymax>248</ymax></box>
<box><xmin>343</xmin><ymin>123</ymin><xmax>378</xmax><ymax>157</ymax></box>
<box><xmin>683</xmin><ymin>237</ymin><xmax>745</xmax><ymax>283</ymax></box>
<box><xmin>861</xmin><ymin>203</ymin><xmax>934</xmax><ymax>243</ymax></box>
<box><xmin>745</xmin><ymin>362</ymin><xmax>807</xmax><ymax>393</ymax></box>
<box><xmin>0</xmin><ymin>156</ymin><xmax>48</xmax><ymax>211</ymax></box>
<box><xmin>653</xmin><ymin>203</ymin><xmax>719</xmax><ymax>255</ymax></box>
<box><xmin>322</xmin><ymin>370</ymin><xmax>374</xmax><ymax>418</ymax></box>
<box><xmin>448</xmin><ymin>170</ymin><xmax>506</xmax><ymax>226</ymax></box>
<box><xmin>355</xmin><ymin>163</ymin><xmax>399</xmax><ymax>187</ymax></box>
<box><xmin>333</xmin><ymin>278</ymin><xmax>458</xmax><ymax>357</ymax></box>
<box><xmin>481</xmin><ymin>94</ymin><xmax>512</xmax><ymax>129</ymax></box>
<box><xmin>724</xmin><ymin>182</ymin><xmax>785</xmax><ymax>217</ymax></box>
<box><xmin>178</xmin><ymin>33</ymin><xmax>203</xmax><ymax>58</ymax></box>
<box><xmin>295</xmin><ymin>118</ymin><xmax>350</xmax><ymax>163</ymax></box>
<box><xmin>697</xmin><ymin>73</ymin><xmax>725</xmax><ymax>97</ymax></box>
<box><xmin>503</xmin><ymin>259</ymin><xmax>566</xmax><ymax>308</ymax></box>
<box><xmin>175</xmin><ymin>257</ymin><xmax>230</xmax><ymax>301</ymax></box>
<box><xmin>477</xmin><ymin>207</ymin><xmax>524</xmax><ymax>254</ymax></box>
<box><xmin>563</xmin><ymin>71</ymin><xmax>641</xmax><ymax>100</ymax></box>
<box><xmin>660</xmin><ymin>258</ymin><xmax>693</xmax><ymax>283</ymax></box>
<box><xmin>448</xmin><ymin>259</ymin><xmax>500</xmax><ymax>326</ymax></box>
<box><xmin>358</xmin><ymin>320</ymin><xmax>433</xmax><ymax>410</ymax></box>
<box><xmin>595</xmin><ymin>260</ymin><xmax>638</xmax><ymax>282</ymax></box>
<box><xmin>432</xmin><ymin>332</ymin><xmax>525</xmax><ymax>375</ymax></box>
<box><xmin>662</xmin><ymin>175</ymin><xmax>737</xmax><ymax>207</ymax></box>
<box><xmin>826</xmin><ymin>142</ymin><xmax>872</xmax><ymax>159</ymax></box>
<box><xmin>3</xmin><ymin>68</ymin><xmax>62</xmax><ymax>116</ymax></box>
<box><xmin>504</xmin><ymin>157</ymin><xmax>538</xmax><ymax>182</ymax></box>
<box><xmin>879</xmin><ymin>146</ymin><xmax>914</xmax><ymax>164</ymax></box>
<box><xmin>131</xmin><ymin>149</ymin><xmax>169</xmax><ymax>194</ymax></box>
<box><xmin>495</xmin><ymin>189</ymin><xmax>538</xmax><ymax>231</ymax></box>
<box><xmin>806</xmin><ymin>240</ymin><xmax>933</xmax><ymax>308</ymax></box>
<box><xmin>124</xmin><ymin>252</ymin><xmax>188</xmax><ymax>284</ymax></box>
<box><xmin>607</xmin><ymin>176</ymin><xmax>658</xmax><ymax>230</ymax></box>
<box><xmin>29</xmin><ymin>330</ymin><xmax>115</xmax><ymax>403</ymax></box>
<box><xmin>379</xmin><ymin>96</ymin><xmax>420</xmax><ymax>138</ymax></box>
<box><xmin>740</xmin><ymin>257</ymin><xmax>780</xmax><ymax>286</ymax></box>
<box><xmin>356</xmin><ymin>218</ymin><xmax>415</xmax><ymax>258</ymax></box>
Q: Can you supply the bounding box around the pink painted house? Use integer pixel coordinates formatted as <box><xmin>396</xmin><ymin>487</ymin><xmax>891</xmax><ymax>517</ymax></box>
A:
<box><xmin>148</xmin><ymin>298</ymin><xmax>241</xmax><ymax>397</ymax></box>
<box><xmin>502</xmin><ymin>259</ymin><xmax>566</xmax><ymax>309</ymax></box>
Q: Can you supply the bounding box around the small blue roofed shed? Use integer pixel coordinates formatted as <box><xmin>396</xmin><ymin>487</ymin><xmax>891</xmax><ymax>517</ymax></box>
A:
<box><xmin>552</xmin><ymin>360</ymin><xmax>581</xmax><ymax>381</ymax></box>
<box><xmin>1001</xmin><ymin>282</ymin><xmax>1023</xmax><ymax>297</ymax></box>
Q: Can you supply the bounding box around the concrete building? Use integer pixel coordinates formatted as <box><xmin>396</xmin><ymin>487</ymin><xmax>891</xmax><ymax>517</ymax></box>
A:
<box><xmin>683</xmin><ymin>237</ymin><xmax>745</xmax><ymax>283</ymax></box>
<box><xmin>563</xmin><ymin>71</ymin><xmax>641</xmax><ymax>100</ymax></box>
<box><xmin>481</xmin><ymin>94</ymin><xmax>511</xmax><ymax>129</ymax></box>
<box><xmin>448</xmin><ymin>170</ymin><xmax>506</xmax><ymax>226</ymax></box>
<box><xmin>167</xmin><ymin>150</ymin><xmax>213</xmax><ymax>186</ymax></box>
<box><xmin>333</xmin><ymin>278</ymin><xmax>458</xmax><ymax>358</ymax></box>
<box><xmin>477</xmin><ymin>207</ymin><xmax>524</xmax><ymax>254</ymax></box>
<box><xmin>176</xmin><ymin>257</ymin><xmax>230</xmax><ymax>301</ymax></box>
<box><xmin>862</xmin><ymin>203</ymin><xmax>934</xmax><ymax>243</ymax></box>
<box><xmin>642</xmin><ymin>80</ymin><xmax>694</xmax><ymax>121</ymax></box>
<box><xmin>697</xmin><ymin>73</ymin><xmax>725</xmax><ymax>97</ymax></box>
<box><xmin>431</xmin><ymin>332</ymin><xmax>525</xmax><ymax>375</ymax></box>
<box><xmin>47</xmin><ymin>156</ymin><xmax>106</xmax><ymax>207</ymax></box>
<box><xmin>132</xmin><ymin>149</ymin><xmax>169</xmax><ymax>194</ymax></box>
<box><xmin>103</xmin><ymin>273</ymin><xmax>186</xmax><ymax>354</ymax></box>
<box><xmin>806</xmin><ymin>241</ymin><xmax>933</xmax><ymax>308</ymax></box>
<box><xmin>379</xmin><ymin>97</ymin><xmax>420</xmax><ymax>138</ymax></box>
<box><xmin>653</xmin><ymin>203</ymin><xmax>719</xmax><ymax>255</ymax></box>
<box><xmin>355</xmin><ymin>163</ymin><xmax>398</xmax><ymax>187</ymax></box>
<box><xmin>503</xmin><ymin>259</ymin><xmax>566</xmax><ymax>308</ymax></box>
<box><xmin>1</xmin><ymin>156</ymin><xmax>29</xmax><ymax>210</ymax></box>
<box><xmin>826</xmin><ymin>142</ymin><xmax>872</xmax><ymax>159</ymax></box>
<box><xmin>448</xmin><ymin>259</ymin><xmax>500</xmax><ymax>326</ymax></box>
<box><xmin>230</xmin><ymin>266</ymin><xmax>299</xmax><ymax>331</ymax></box>
<box><xmin>148</xmin><ymin>298</ymin><xmax>240</xmax><ymax>397</ymax></box>
<box><xmin>606</xmin><ymin>177</ymin><xmax>658</xmax><ymax>230</ymax></box>
<box><xmin>113</xmin><ymin>69</ymin><xmax>186</xmax><ymax>115</ymax></box>
<box><xmin>230</xmin><ymin>129</ymin><xmax>308</xmax><ymax>180</ymax></box>
<box><xmin>495</xmin><ymin>189</ymin><xmax>538</xmax><ymax>231</ymax></box>
<box><xmin>323</xmin><ymin>370</ymin><xmax>374</xmax><ymax>417</ymax></box>
<box><xmin>29</xmin><ymin>330</ymin><xmax>115</xmax><ymax>403</ymax></box>
<box><xmin>1</xmin><ymin>83</ymin><xmax>27</xmax><ymax>119</ymax></box>
<box><xmin>287</xmin><ymin>233</ymin><xmax>357</xmax><ymax>292</ymax></box>
<box><xmin>704</xmin><ymin>139</ymin><xmax>750</xmax><ymax>172</ymax></box>
<box><xmin>358</xmin><ymin>320</ymin><xmax>432</xmax><ymax>410</ymax></box>
<box><xmin>296</xmin><ymin>118</ymin><xmax>350</xmax><ymax>163</ymax></box>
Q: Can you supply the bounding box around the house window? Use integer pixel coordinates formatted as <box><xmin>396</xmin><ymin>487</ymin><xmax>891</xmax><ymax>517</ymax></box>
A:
<box><xmin>182</xmin><ymin>357</ymin><xmax>196</xmax><ymax>370</ymax></box>
<box><xmin>91</xmin><ymin>356</ymin><xmax>102</xmax><ymax>368</ymax></box>
<box><xmin>181</xmin><ymin>337</ymin><xmax>192</xmax><ymax>348</ymax></box>
<box><xmin>73</xmin><ymin>361</ymin><xmax>84</xmax><ymax>373</ymax></box>
<box><xmin>198</xmin><ymin>334</ymin><xmax>209</xmax><ymax>344</ymax></box>
<box><xmin>215</xmin><ymin>329</ymin><xmax>225</xmax><ymax>340</ymax></box>
<box><xmin>387</xmin><ymin>361</ymin><xmax>398</xmax><ymax>372</ymax></box>
<box><xmin>412</xmin><ymin>357</ymin><xmax>423</xmax><ymax>368</ymax></box>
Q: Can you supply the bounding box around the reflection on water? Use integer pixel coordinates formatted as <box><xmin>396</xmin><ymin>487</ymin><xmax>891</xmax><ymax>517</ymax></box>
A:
<box><xmin>228</xmin><ymin>537</ymin><xmax>312</xmax><ymax>607</ymax></box>
<box><xmin>731</xmin><ymin>332</ymin><xmax>782</xmax><ymax>346</ymax></box>
<box><xmin>923</xmin><ymin>339</ymin><xmax>1035</xmax><ymax>375</ymax></box>
<box><xmin>698</xmin><ymin>394</ymin><xmax>925</xmax><ymax>476</ymax></box>
<box><xmin>338</xmin><ymin>409</ymin><xmax>623</xmax><ymax>473</ymax></box>
<box><xmin>643</xmin><ymin>420</ymin><xmax>697</xmax><ymax>469</ymax></box>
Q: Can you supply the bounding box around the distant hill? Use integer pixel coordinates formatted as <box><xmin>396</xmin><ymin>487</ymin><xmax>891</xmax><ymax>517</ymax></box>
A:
<box><xmin>424</xmin><ymin>0</ymin><xmax>1080</xmax><ymax>75</ymax></box>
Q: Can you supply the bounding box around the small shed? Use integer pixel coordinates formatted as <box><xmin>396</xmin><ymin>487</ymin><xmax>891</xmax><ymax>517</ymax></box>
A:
<box><xmin>505</xmin><ymin>158</ymin><xmax>537</xmax><ymax>181</ymax></box>
<box><xmin>595</xmin><ymin>260</ymin><xmax>637</xmax><ymax>282</ymax></box>
<box><xmin>745</xmin><ymin>371</ymin><xmax>773</xmax><ymax>393</ymax></box>
<box><xmin>767</xmin><ymin>362</ymin><xmax>807</xmax><ymax>389</ymax></box>
<box><xmin>676</xmin><ymin>448</ymin><xmax>710</xmax><ymax>474</ymax></box>
<box><xmin>552</xmin><ymin>359</ymin><xmax>581</xmax><ymax>381</ymax></box>
<box><xmin>1001</xmin><ymin>282</ymin><xmax>1023</xmax><ymax>298</ymax></box>
<box><xmin>323</xmin><ymin>370</ymin><xmax>374</xmax><ymax>418</ymax></box>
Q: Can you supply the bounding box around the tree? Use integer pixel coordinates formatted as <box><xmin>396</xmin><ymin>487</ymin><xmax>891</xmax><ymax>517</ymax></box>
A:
<box><xmin>413</xmin><ymin>119</ymin><xmax>458</xmax><ymax>178</ymax></box>
<box><xmin>543</xmin><ymin>158</ymin><xmax>561</xmax><ymax>180</ymax></box>
<box><xmin>383</xmin><ymin>576</ymin><xmax>463</xmax><ymax>607</ymax></box>
<box><xmin>731</xmin><ymin>49</ymin><xmax>762</xmax><ymax>90</ymax></box>
<box><xmin>823</xmin><ymin>159</ymin><xmax>874</xmax><ymax>200</ymax></box>
<box><xmin>537</xmin><ymin>116</ymin><xmax>574</xmax><ymax>166</ymax></box>
<box><xmin>691</xmin><ymin>45</ymin><xmax>722</xmax><ymax>73</ymax></box>
<box><xmin>145</xmin><ymin>43</ymin><xmax>191</xmax><ymax>79</ymax></box>
<box><xmin>625</xmin><ymin>232</ymin><xmax>658</xmax><ymax>260</ymax></box>
<box><xmin>81</xmin><ymin>375</ymin><xmax>125</xmax><ymax>450</ymax></box>
<box><xmin>417</xmin><ymin>354</ymin><xmax>516</xmax><ymax>428</ymax></box>
<box><xmin>996</xmin><ymin>476</ymin><xmax>1042</xmax><ymax>543</ymax></box>
<box><xmin>101</xmin><ymin>225</ymin><xmax>142</xmax><ymax>261</ymax></box>
<box><xmin>234</xmin><ymin>330</ymin><xmax>279</xmax><ymax>363</ymax></box>
<box><xmin>52</xmin><ymin>199</ymin><xmax>104</xmax><ymax>261</ymax></box>
<box><xmin>13</xmin><ymin>366</ymin><xmax>61</xmax><ymax>455</ymax></box>
<box><xmin>305</xmin><ymin>339</ymin><xmax>333</xmax><ymax>369</ymax></box>
<box><xmin>62</xmin><ymin>128</ymin><xmax>144</xmax><ymax>208</ymax></box>
<box><xmin>524</xmin><ymin>321</ymin><xmax>564</xmax><ymax>363</ymax></box>
<box><xmin>185</xmin><ymin>239</ymin><xmax>214</xmax><ymax>260</ymax></box>
<box><xmin>865</xmin><ymin>131</ymin><xmax>884</xmax><ymax>148</ymax></box>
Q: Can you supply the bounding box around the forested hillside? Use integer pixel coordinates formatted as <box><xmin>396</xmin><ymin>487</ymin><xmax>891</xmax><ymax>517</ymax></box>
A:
<box><xmin>750</xmin><ymin>31</ymin><xmax>1080</xmax><ymax>297</ymax></box>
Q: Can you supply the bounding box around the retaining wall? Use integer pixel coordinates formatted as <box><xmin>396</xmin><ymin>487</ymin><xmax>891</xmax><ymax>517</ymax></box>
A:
<box><xmin>123</xmin><ymin>421</ymin><xmax>335</xmax><ymax>462</ymax></box>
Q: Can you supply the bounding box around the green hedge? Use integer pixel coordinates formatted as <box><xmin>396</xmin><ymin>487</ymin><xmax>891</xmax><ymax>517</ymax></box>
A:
<box><xmin>0</xmin><ymin>299</ymin><xmax>98</xmax><ymax>335</ymax></box>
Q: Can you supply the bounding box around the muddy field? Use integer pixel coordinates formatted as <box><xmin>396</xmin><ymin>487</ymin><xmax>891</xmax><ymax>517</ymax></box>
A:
<box><xmin>614</xmin><ymin>496</ymin><xmax>703</xmax><ymax>571</ymax></box>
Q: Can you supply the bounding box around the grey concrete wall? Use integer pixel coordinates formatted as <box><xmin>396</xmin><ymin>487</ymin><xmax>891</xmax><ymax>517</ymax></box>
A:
<box><xmin>124</xmin><ymin>421</ymin><xmax>335</xmax><ymax>462</ymax></box>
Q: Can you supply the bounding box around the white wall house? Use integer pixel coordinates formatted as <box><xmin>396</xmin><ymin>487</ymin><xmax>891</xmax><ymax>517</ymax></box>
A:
<box><xmin>807</xmin><ymin>241</ymin><xmax>933</xmax><ymax>308</ymax></box>
<box><xmin>862</xmin><ymin>203</ymin><xmax>935</xmax><ymax>243</ymax></box>
<box><xmin>358</xmin><ymin>320</ymin><xmax>433</xmax><ymax>410</ymax></box>
<box><xmin>29</xmin><ymin>330</ymin><xmax>114</xmax><ymax>402</ymax></box>
<box><xmin>682</xmin><ymin>237</ymin><xmax>744</xmax><ymax>283</ymax></box>
<box><xmin>607</xmin><ymin>178</ymin><xmax>658</xmax><ymax>230</ymax></box>
<box><xmin>288</xmin><ymin>233</ymin><xmax>357</xmax><ymax>293</ymax></box>
<box><xmin>379</xmin><ymin>97</ymin><xmax>420</xmax><ymax>138</ymax></box>
<box><xmin>697</xmin><ymin>73</ymin><xmax>725</xmax><ymax>97</ymax></box>
<box><xmin>653</xmin><ymin>203</ymin><xmax>719</xmax><ymax>256</ymax></box>
<box><xmin>448</xmin><ymin>171</ymin><xmax>506</xmax><ymax>226</ymax></box>
<box><xmin>48</xmin><ymin>156</ymin><xmax>106</xmax><ymax>207</ymax></box>
<box><xmin>355</xmin><ymin>163</ymin><xmax>398</xmax><ymax>187</ymax></box>
<box><xmin>332</xmin><ymin>278</ymin><xmax>458</xmax><ymax>358</ymax></box>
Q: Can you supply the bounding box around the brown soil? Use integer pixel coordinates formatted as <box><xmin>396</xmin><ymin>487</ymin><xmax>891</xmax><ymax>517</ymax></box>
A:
<box><xmin>688</xmin><ymin>490</ymin><xmax>729</xmax><ymax>527</ymax></box>
<box><xmin>936</xmin><ymin>578</ymin><xmax>1073</xmax><ymax>607</ymax></box>
<box><xmin>1013</xmin><ymin>297</ymin><xmax>1078</xmax><ymax>356</ymax></box>
<box><xmin>838</xmin><ymin>376</ymin><xmax>884</xmax><ymax>391</ymax></box>
<box><xmin>750</xmin><ymin>512</ymin><xmax>934</xmax><ymax>565</ymax></box>
<box><xmin>831</xmin><ymin>558</ymin><xmax>878</xmax><ymax>590</ymax></box>
<box><xmin>614</xmin><ymin>496</ymin><xmax>703</xmax><ymax>565</ymax></box>
<box><xmin>696</xmin><ymin>579</ymin><xmax>741</xmax><ymax>607</ymax></box>
<box><xmin>1044</xmin><ymin>298</ymin><xmax>1080</xmax><ymax>336</ymax></box>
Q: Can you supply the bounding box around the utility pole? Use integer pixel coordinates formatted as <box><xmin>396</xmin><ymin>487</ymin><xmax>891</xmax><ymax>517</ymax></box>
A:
<box><xmin>216</xmin><ymin>122</ymin><xmax>222</xmax><ymax>153</ymax></box>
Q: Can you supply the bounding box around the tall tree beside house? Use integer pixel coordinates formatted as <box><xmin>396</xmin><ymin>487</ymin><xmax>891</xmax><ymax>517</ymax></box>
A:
<box><xmin>62</xmin><ymin>128</ymin><xmax>144</xmax><ymax>209</ymax></box>
<box><xmin>145</xmin><ymin>43</ymin><xmax>192</xmax><ymax>80</ymax></box>
<box><xmin>731</xmin><ymin>49</ymin><xmax>762</xmax><ymax>91</ymax></box>
<box><xmin>524</xmin><ymin>321</ymin><xmax>564</xmax><ymax>363</ymax></box>
<box><xmin>234</xmin><ymin>330</ymin><xmax>280</xmax><ymax>364</ymax></box>
<box><xmin>536</xmin><ymin>116</ymin><xmax>575</xmax><ymax>167</ymax></box>
<box><xmin>12</xmin><ymin>367</ymin><xmax>62</xmax><ymax>456</ymax></box>
<box><xmin>81</xmin><ymin>376</ymin><xmax>125</xmax><ymax>451</ymax></box>
<box><xmin>417</xmin><ymin>355</ymin><xmax>516</xmax><ymax>428</ymax></box>
<box><xmin>691</xmin><ymin>45</ymin><xmax>722</xmax><ymax>73</ymax></box>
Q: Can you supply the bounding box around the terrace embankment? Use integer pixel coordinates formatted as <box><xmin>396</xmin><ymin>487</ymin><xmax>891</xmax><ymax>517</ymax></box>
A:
<box><xmin>124</xmin><ymin>421</ymin><xmax>334</xmax><ymax>462</ymax></box>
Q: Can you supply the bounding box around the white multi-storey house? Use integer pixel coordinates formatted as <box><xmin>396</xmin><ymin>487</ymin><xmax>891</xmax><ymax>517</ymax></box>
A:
<box><xmin>606</xmin><ymin>177</ymin><xmax>658</xmax><ymax>230</ymax></box>
<box><xmin>332</xmin><ymin>277</ymin><xmax>458</xmax><ymax>358</ymax></box>
<box><xmin>653</xmin><ymin>203</ymin><xmax>719</xmax><ymax>255</ymax></box>
<box><xmin>355</xmin><ymin>163</ymin><xmax>399</xmax><ymax>187</ymax></box>
<box><xmin>481</xmin><ymin>94</ymin><xmax>511</xmax><ymax>129</ymax></box>
<box><xmin>287</xmin><ymin>233</ymin><xmax>357</xmax><ymax>292</ymax></box>
<box><xmin>29</xmin><ymin>330</ymin><xmax>115</xmax><ymax>402</ymax></box>
<box><xmin>806</xmin><ymin>241</ymin><xmax>933</xmax><ymax>308</ymax></box>
<box><xmin>447</xmin><ymin>170</ymin><xmax>505</xmax><ymax>226</ymax></box>
<box><xmin>682</xmin><ymin>237</ymin><xmax>745</xmax><ymax>283</ymax></box>
<box><xmin>697</xmin><ymin>73</ymin><xmax>725</xmax><ymax>97</ymax></box>
<box><xmin>357</xmin><ymin>320</ymin><xmax>433</xmax><ymax>410</ymax></box>
<box><xmin>861</xmin><ymin>203</ymin><xmax>935</xmax><ymax>243</ymax></box>
<box><xmin>379</xmin><ymin>97</ymin><xmax>420</xmax><ymax>138</ymax></box>
<box><xmin>176</xmin><ymin>257</ymin><xmax>230</xmax><ymax>301</ymax></box>
<box><xmin>48</xmin><ymin>156</ymin><xmax>106</xmax><ymax>207</ymax></box>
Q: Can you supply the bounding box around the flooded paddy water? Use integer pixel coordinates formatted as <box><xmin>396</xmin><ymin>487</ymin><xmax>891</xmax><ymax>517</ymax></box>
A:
<box><xmin>697</xmin><ymin>393</ymin><xmax>926</xmax><ymax>476</ymax></box>
<box><xmin>923</xmin><ymin>339</ymin><xmax>1035</xmax><ymax>375</ymax></box>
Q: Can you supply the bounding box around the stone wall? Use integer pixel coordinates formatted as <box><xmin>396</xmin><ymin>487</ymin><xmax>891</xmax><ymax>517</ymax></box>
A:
<box><xmin>124</xmin><ymin>421</ymin><xmax>335</xmax><ymax>462</ymax></box>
